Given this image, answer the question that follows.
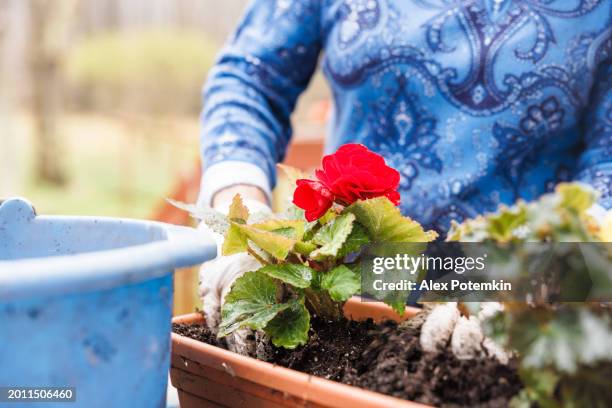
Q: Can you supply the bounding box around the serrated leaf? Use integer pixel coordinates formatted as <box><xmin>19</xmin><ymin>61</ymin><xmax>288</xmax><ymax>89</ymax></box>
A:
<box><xmin>321</xmin><ymin>265</ymin><xmax>361</xmax><ymax>302</ymax></box>
<box><xmin>259</xmin><ymin>264</ymin><xmax>314</xmax><ymax>288</ymax></box>
<box><xmin>251</xmin><ymin>219</ymin><xmax>306</xmax><ymax>240</ymax></box>
<box><xmin>228</xmin><ymin>194</ymin><xmax>249</xmax><ymax>224</ymax></box>
<box><xmin>236</xmin><ymin>223</ymin><xmax>296</xmax><ymax>261</ymax></box>
<box><xmin>310</xmin><ymin>213</ymin><xmax>355</xmax><ymax>260</ymax></box>
<box><xmin>269</xmin><ymin>227</ymin><xmax>295</xmax><ymax>238</ymax></box>
<box><xmin>319</xmin><ymin>209</ymin><xmax>338</xmax><ymax>225</ymax></box>
<box><xmin>223</xmin><ymin>218</ymin><xmax>312</xmax><ymax>259</ymax></box>
<box><xmin>515</xmin><ymin>367</ymin><xmax>560</xmax><ymax>408</ymax></box>
<box><xmin>219</xmin><ymin>271</ymin><xmax>289</xmax><ymax>337</ymax></box>
<box><xmin>265</xmin><ymin>299</ymin><xmax>310</xmax><ymax>348</ymax></box>
<box><xmin>166</xmin><ymin>198</ymin><xmax>229</xmax><ymax>234</ymax></box>
<box><xmin>486</xmin><ymin>206</ymin><xmax>528</xmax><ymax>242</ymax></box>
<box><xmin>222</xmin><ymin>223</ymin><xmax>248</xmax><ymax>255</ymax></box>
<box><xmin>556</xmin><ymin>183</ymin><xmax>596</xmax><ymax>214</ymax></box>
<box><xmin>293</xmin><ymin>240</ymin><xmax>317</xmax><ymax>255</ymax></box>
<box><xmin>388</xmin><ymin>299</ymin><xmax>408</xmax><ymax>316</ymax></box>
<box><xmin>302</xmin><ymin>220</ymin><xmax>319</xmax><ymax>241</ymax></box>
<box><xmin>496</xmin><ymin>307</ymin><xmax>612</xmax><ymax>374</ymax></box>
<box><xmin>508</xmin><ymin>312</ymin><xmax>612</xmax><ymax>408</ymax></box>
<box><xmin>347</xmin><ymin>197</ymin><xmax>438</xmax><ymax>242</ymax></box>
<box><xmin>338</xmin><ymin>223</ymin><xmax>371</xmax><ymax>258</ymax></box>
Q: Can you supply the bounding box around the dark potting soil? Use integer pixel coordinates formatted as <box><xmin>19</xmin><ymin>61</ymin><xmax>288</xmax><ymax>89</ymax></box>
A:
<box><xmin>173</xmin><ymin>319</ymin><xmax>221</xmax><ymax>346</ymax></box>
<box><xmin>269</xmin><ymin>315</ymin><xmax>380</xmax><ymax>381</ymax></box>
<box><xmin>172</xmin><ymin>317</ymin><xmax>521</xmax><ymax>407</ymax></box>
<box><xmin>341</xmin><ymin>321</ymin><xmax>522</xmax><ymax>407</ymax></box>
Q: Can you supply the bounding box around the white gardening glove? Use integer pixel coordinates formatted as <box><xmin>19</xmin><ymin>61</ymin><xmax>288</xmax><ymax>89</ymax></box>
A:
<box><xmin>198</xmin><ymin>198</ymin><xmax>271</xmax><ymax>356</ymax></box>
<box><xmin>419</xmin><ymin>302</ymin><xmax>510</xmax><ymax>364</ymax></box>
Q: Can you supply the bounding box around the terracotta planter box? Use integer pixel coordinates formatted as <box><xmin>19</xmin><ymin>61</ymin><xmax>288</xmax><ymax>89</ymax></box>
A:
<box><xmin>171</xmin><ymin>298</ymin><xmax>432</xmax><ymax>408</ymax></box>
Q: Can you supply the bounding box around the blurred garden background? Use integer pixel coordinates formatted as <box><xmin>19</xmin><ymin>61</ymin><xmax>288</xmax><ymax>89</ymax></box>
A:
<box><xmin>0</xmin><ymin>0</ymin><xmax>328</xmax><ymax>313</ymax></box>
<box><xmin>0</xmin><ymin>0</ymin><xmax>328</xmax><ymax>219</ymax></box>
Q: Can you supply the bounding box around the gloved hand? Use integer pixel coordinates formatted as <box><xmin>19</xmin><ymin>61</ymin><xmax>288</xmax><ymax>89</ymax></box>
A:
<box><xmin>419</xmin><ymin>302</ymin><xmax>510</xmax><ymax>363</ymax></box>
<box><xmin>198</xmin><ymin>198</ymin><xmax>271</xmax><ymax>356</ymax></box>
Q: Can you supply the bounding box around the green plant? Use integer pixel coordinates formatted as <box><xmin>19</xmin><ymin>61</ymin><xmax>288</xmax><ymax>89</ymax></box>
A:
<box><xmin>449</xmin><ymin>183</ymin><xmax>612</xmax><ymax>407</ymax></box>
<box><xmin>173</xmin><ymin>145</ymin><xmax>438</xmax><ymax>348</ymax></box>
<box><xmin>194</xmin><ymin>193</ymin><xmax>436</xmax><ymax>348</ymax></box>
<box><xmin>172</xmin><ymin>145</ymin><xmax>438</xmax><ymax>348</ymax></box>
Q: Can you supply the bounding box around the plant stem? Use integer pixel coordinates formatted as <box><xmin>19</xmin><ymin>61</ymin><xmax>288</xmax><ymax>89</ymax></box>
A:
<box><xmin>247</xmin><ymin>245</ymin><xmax>269</xmax><ymax>265</ymax></box>
<box><xmin>305</xmin><ymin>289</ymin><xmax>342</xmax><ymax>320</ymax></box>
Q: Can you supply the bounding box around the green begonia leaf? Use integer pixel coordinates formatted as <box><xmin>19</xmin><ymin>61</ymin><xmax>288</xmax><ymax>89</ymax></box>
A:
<box><xmin>222</xmin><ymin>222</ymin><xmax>296</xmax><ymax>260</ymax></box>
<box><xmin>321</xmin><ymin>265</ymin><xmax>361</xmax><ymax>302</ymax></box>
<box><xmin>265</xmin><ymin>299</ymin><xmax>310</xmax><ymax>348</ymax></box>
<box><xmin>490</xmin><ymin>307</ymin><xmax>612</xmax><ymax>374</ymax></box>
<box><xmin>294</xmin><ymin>240</ymin><xmax>317</xmax><ymax>255</ymax></box>
<box><xmin>310</xmin><ymin>213</ymin><xmax>356</xmax><ymax>260</ymax></box>
<box><xmin>485</xmin><ymin>206</ymin><xmax>528</xmax><ymax>242</ymax></box>
<box><xmin>318</xmin><ymin>209</ymin><xmax>338</xmax><ymax>225</ymax></box>
<box><xmin>347</xmin><ymin>197</ymin><xmax>438</xmax><ymax>242</ymax></box>
<box><xmin>251</xmin><ymin>219</ymin><xmax>306</xmax><ymax>240</ymax></box>
<box><xmin>259</xmin><ymin>264</ymin><xmax>314</xmax><ymax>288</ymax></box>
<box><xmin>238</xmin><ymin>224</ymin><xmax>295</xmax><ymax>260</ymax></box>
<box><xmin>222</xmin><ymin>223</ymin><xmax>248</xmax><ymax>255</ymax></box>
<box><xmin>557</xmin><ymin>183</ymin><xmax>596</xmax><ymax>214</ymax></box>
<box><xmin>218</xmin><ymin>271</ymin><xmax>288</xmax><ymax>337</ymax></box>
<box><xmin>388</xmin><ymin>299</ymin><xmax>408</xmax><ymax>316</ymax></box>
<box><xmin>338</xmin><ymin>223</ymin><xmax>371</xmax><ymax>258</ymax></box>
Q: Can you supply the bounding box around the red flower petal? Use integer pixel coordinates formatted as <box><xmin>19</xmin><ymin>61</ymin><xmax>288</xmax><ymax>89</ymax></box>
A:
<box><xmin>292</xmin><ymin>179</ymin><xmax>334</xmax><ymax>221</ymax></box>
<box><xmin>312</xmin><ymin>143</ymin><xmax>401</xmax><ymax>207</ymax></box>
<box><xmin>385</xmin><ymin>190</ymin><xmax>401</xmax><ymax>206</ymax></box>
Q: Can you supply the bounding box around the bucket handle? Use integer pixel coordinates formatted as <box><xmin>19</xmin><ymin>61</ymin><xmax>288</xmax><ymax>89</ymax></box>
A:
<box><xmin>0</xmin><ymin>197</ymin><xmax>37</xmax><ymax>223</ymax></box>
<box><xmin>160</xmin><ymin>223</ymin><xmax>217</xmax><ymax>269</ymax></box>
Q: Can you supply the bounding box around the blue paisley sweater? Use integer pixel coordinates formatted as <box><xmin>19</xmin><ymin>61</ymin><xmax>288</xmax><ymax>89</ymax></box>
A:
<box><xmin>200</xmin><ymin>0</ymin><xmax>611</xmax><ymax>233</ymax></box>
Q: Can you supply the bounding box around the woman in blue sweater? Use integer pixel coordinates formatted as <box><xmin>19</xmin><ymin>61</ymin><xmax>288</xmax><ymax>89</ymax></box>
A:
<box><xmin>197</xmin><ymin>0</ymin><xmax>611</xmax><ymax>353</ymax></box>
<box><xmin>199</xmin><ymin>0</ymin><xmax>610</xmax><ymax>233</ymax></box>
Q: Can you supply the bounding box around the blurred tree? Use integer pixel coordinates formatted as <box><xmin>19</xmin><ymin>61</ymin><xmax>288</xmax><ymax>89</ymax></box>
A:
<box><xmin>28</xmin><ymin>0</ymin><xmax>77</xmax><ymax>185</ymax></box>
<box><xmin>0</xmin><ymin>1</ymin><xmax>20</xmax><ymax>196</ymax></box>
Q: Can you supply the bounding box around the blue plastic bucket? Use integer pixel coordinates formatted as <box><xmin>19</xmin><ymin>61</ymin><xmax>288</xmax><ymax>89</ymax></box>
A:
<box><xmin>0</xmin><ymin>198</ymin><xmax>216</xmax><ymax>408</ymax></box>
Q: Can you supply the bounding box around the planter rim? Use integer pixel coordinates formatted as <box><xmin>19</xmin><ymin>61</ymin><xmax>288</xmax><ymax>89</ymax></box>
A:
<box><xmin>0</xmin><ymin>197</ymin><xmax>217</xmax><ymax>300</ymax></box>
<box><xmin>172</xmin><ymin>298</ymin><xmax>432</xmax><ymax>408</ymax></box>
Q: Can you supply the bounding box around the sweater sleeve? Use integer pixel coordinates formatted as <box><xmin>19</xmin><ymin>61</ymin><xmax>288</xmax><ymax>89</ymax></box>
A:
<box><xmin>199</xmin><ymin>0</ymin><xmax>323</xmax><ymax>206</ymax></box>
<box><xmin>574</xmin><ymin>57</ymin><xmax>612</xmax><ymax>209</ymax></box>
